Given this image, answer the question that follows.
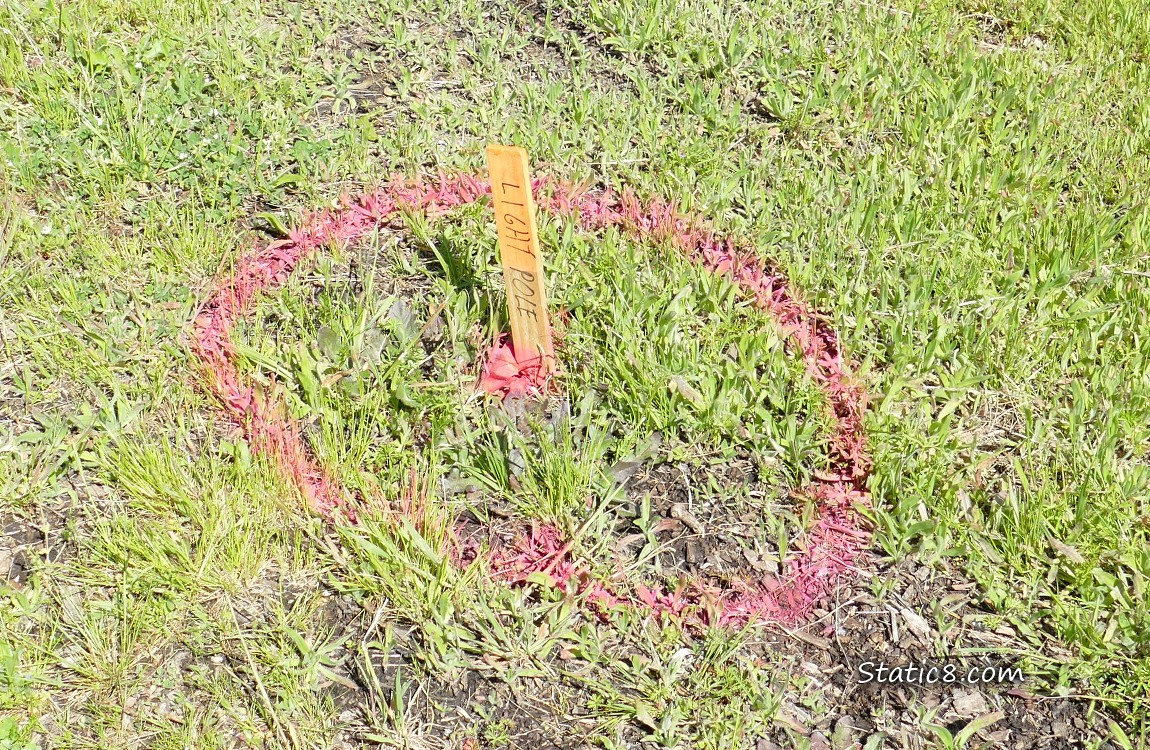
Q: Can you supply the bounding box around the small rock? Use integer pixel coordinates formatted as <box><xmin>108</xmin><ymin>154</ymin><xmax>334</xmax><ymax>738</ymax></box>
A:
<box><xmin>832</xmin><ymin>716</ymin><xmax>860</xmax><ymax>749</ymax></box>
<box><xmin>609</xmin><ymin>460</ymin><xmax>643</xmax><ymax>485</ymax></box>
<box><xmin>669</xmin><ymin>503</ymin><xmax>705</xmax><ymax>535</ymax></box>
<box><xmin>951</xmin><ymin>691</ymin><xmax>989</xmax><ymax>717</ymax></box>
<box><xmin>775</xmin><ymin>703</ymin><xmax>811</xmax><ymax>735</ymax></box>
<box><xmin>900</xmin><ymin>607</ymin><xmax>932</xmax><ymax>639</ymax></box>
<box><xmin>742</xmin><ymin>548</ymin><xmax>769</xmax><ymax>571</ymax></box>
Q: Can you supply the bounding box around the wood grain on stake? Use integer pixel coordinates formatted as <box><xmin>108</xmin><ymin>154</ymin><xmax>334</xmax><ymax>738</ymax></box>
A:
<box><xmin>486</xmin><ymin>145</ymin><xmax>555</xmax><ymax>375</ymax></box>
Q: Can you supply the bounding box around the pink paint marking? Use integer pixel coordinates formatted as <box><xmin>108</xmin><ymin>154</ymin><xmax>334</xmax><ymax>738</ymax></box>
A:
<box><xmin>477</xmin><ymin>338</ymin><xmax>550</xmax><ymax>397</ymax></box>
<box><xmin>535</xmin><ymin>181</ymin><xmax>871</xmax><ymax>626</ymax></box>
<box><xmin>192</xmin><ymin>174</ymin><xmax>489</xmax><ymax>521</ymax></box>
<box><xmin>191</xmin><ymin>173</ymin><xmax>871</xmax><ymax>628</ymax></box>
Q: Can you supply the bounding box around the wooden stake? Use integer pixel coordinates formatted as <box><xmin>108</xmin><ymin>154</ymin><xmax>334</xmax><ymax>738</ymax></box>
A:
<box><xmin>485</xmin><ymin>145</ymin><xmax>555</xmax><ymax>375</ymax></box>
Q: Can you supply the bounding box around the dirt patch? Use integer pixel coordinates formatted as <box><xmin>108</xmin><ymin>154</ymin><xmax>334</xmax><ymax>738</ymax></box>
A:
<box><xmin>511</xmin><ymin>0</ymin><xmax>791</xmax><ymax>133</ymax></box>
<box><xmin>511</xmin><ymin>0</ymin><xmax>648</xmax><ymax>93</ymax></box>
<box><xmin>615</xmin><ymin>454</ymin><xmax>793</xmax><ymax>584</ymax></box>
<box><xmin>444</xmin><ymin>457</ymin><xmax>1124</xmax><ymax>748</ymax></box>
<box><xmin>342</xmin><ymin>624</ymin><xmax>596</xmax><ymax>749</ymax></box>
<box><xmin>747</xmin><ymin>553</ymin><xmax>1117</xmax><ymax>749</ymax></box>
<box><xmin>1</xmin><ymin>476</ymin><xmax>120</xmax><ymax>587</ymax></box>
<box><xmin>966</xmin><ymin>11</ymin><xmax>1049</xmax><ymax>54</ymax></box>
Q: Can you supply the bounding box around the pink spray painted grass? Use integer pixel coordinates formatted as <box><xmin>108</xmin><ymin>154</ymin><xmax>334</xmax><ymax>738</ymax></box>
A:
<box><xmin>190</xmin><ymin>172</ymin><xmax>872</xmax><ymax>628</ymax></box>
<box><xmin>477</xmin><ymin>337</ymin><xmax>551</xmax><ymax>397</ymax></box>
<box><xmin>192</xmin><ymin>174</ymin><xmax>490</xmax><ymax>521</ymax></box>
<box><xmin>537</xmin><ymin>181</ymin><xmax>872</xmax><ymax>625</ymax></box>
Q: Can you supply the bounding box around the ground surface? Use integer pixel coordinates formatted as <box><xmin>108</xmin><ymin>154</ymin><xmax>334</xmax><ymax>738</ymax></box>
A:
<box><xmin>1</xmin><ymin>0</ymin><xmax>1149</xmax><ymax>748</ymax></box>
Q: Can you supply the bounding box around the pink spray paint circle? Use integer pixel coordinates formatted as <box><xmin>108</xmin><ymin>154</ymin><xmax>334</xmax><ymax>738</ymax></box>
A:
<box><xmin>192</xmin><ymin>173</ymin><xmax>872</xmax><ymax>628</ymax></box>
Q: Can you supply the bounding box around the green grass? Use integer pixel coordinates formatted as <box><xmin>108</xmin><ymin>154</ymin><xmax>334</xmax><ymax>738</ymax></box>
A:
<box><xmin>230</xmin><ymin>204</ymin><xmax>830</xmax><ymax>517</ymax></box>
<box><xmin>1</xmin><ymin>0</ymin><xmax>1148</xmax><ymax>745</ymax></box>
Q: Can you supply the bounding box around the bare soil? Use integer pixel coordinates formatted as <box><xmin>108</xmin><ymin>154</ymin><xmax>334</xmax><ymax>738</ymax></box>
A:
<box><xmin>616</xmin><ymin>453</ymin><xmax>792</xmax><ymax>584</ymax></box>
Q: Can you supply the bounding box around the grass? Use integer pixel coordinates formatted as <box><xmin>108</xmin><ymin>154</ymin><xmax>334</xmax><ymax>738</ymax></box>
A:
<box><xmin>231</xmin><ymin>205</ymin><xmax>829</xmax><ymax>514</ymax></box>
<box><xmin>0</xmin><ymin>0</ymin><xmax>1148</xmax><ymax>746</ymax></box>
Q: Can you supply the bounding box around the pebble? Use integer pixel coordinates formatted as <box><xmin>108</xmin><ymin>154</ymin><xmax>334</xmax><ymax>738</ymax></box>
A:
<box><xmin>0</xmin><ymin>546</ymin><xmax>13</xmax><ymax>578</ymax></box>
<box><xmin>900</xmin><ymin>607</ymin><xmax>932</xmax><ymax>639</ymax></box>
<box><xmin>951</xmin><ymin>691</ymin><xmax>989</xmax><ymax>717</ymax></box>
<box><xmin>669</xmin><ymin>503</ymin><xmax>704</xmax><ymax>534</ymax></box>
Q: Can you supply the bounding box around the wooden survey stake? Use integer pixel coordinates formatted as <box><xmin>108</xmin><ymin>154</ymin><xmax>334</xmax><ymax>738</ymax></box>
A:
<box><xmin>486</xmin><ymin>145</ymin><xmax>555</xmax><ymax>375</ymax></box>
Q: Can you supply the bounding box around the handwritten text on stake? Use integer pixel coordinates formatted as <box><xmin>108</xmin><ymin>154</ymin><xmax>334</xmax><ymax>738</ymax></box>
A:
<box><xmin>486</xmin><ymin>145</ymin><xmax>555</xmax><ymax>375</ymax></box>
